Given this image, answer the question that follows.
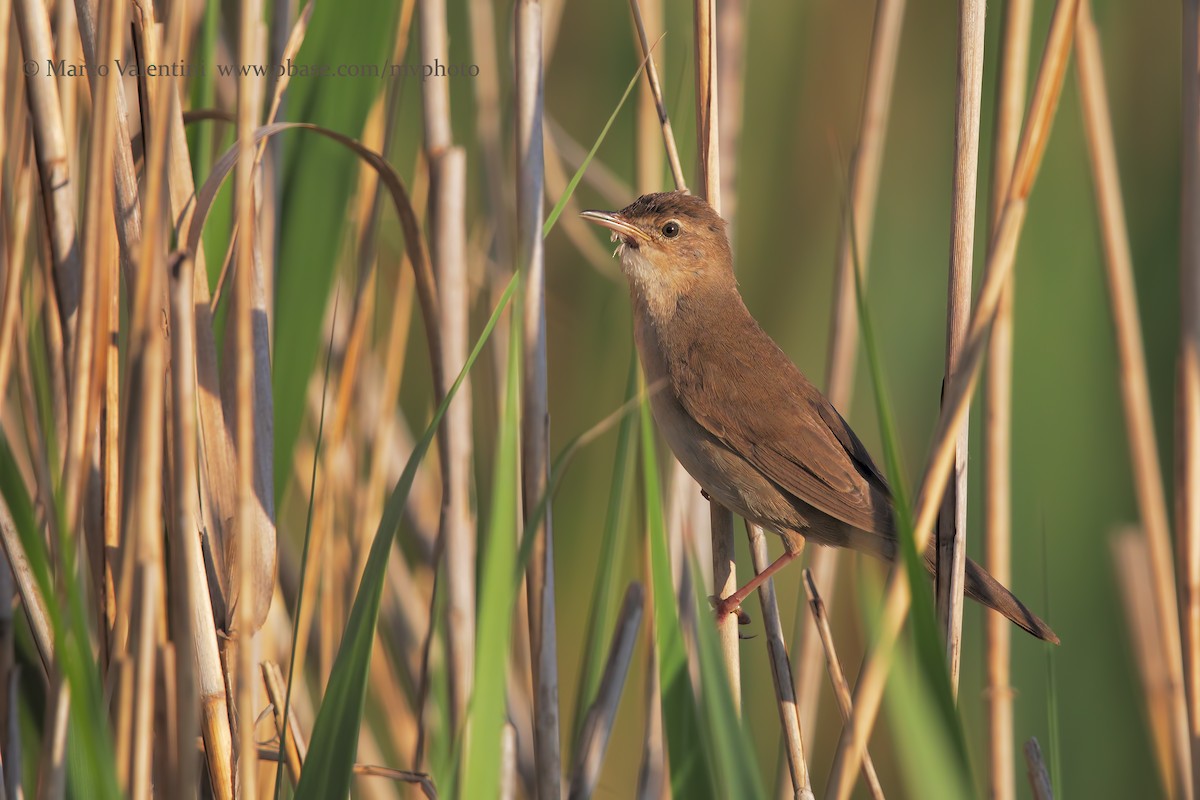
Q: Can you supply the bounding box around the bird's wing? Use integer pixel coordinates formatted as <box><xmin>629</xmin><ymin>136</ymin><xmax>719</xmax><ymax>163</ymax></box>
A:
<box><xmin>671</xmin><ymin>313</ymin><xmax>893</xmax><ymax>535</ymax></box>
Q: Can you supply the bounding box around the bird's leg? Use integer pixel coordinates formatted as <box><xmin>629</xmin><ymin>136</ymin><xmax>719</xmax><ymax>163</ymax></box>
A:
<box><xmin>714</xmin><ymin>548</ymin><xmax>803</xmax><ymax>619</ymax></box>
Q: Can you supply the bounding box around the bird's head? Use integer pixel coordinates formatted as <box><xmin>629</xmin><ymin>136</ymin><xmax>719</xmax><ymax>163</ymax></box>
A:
<box><xmin>581</xmin><ymin>191</ymin><xmax>734</xmax><ymax>312</ymax></box>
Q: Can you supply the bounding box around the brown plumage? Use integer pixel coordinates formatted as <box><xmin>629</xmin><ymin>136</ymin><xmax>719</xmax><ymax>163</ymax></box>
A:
<box><xmin>581</xmin><ymin>190</ymin><xmax>1058</xmax><ymax>644</ymax></box>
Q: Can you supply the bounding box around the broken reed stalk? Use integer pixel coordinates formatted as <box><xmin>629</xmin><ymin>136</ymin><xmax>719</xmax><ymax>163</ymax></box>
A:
<box><xmin>803</xmin><ymin>570</ymin><xmax>885</xmax><ymax>800</ymax></box>
<box><xmin>796</xmin><ymin>0</ymin><xmax>907</xmax><ymax>747</ymax></box>
<box><xmin>1024</xmin><ymin>738</ymin><xmax>1054</xmax><ymax>800</ymax></box>
<box><xmin>234</xmin><ymin>0</ymin><xmax>265</xmax><ymax>794</ymax></box>
<box><xmin>825</xmin><ymin>2</ymin><xmax>1080</xmax><ymax>796</ymax></box>
<box><xmin>418</xmin><ymin>0</ymin><xmax>475</xmax><ymax>739</ymax></box>
<box><xmin>983</xmin><ymin>0</ymin><xmax>1031</xmax><ymax>796</ymax></box>
<box><xmin>936</xmin><ymin>0</ymin><xmax>988</xmax><ymax>694</ymax></box>
<box><xmin>746</xmin><ymin>524</ymin><xmax>812</xmax><ymax>799</ymax></box>
<box><xmin>567</xmin><ymin>583</ymin><xmax>644</xmax><ymax>800</ymax></box>
<box><xmin>1182</xmin><ymin>4</ymin><xmax>1200</xmax><ymax>796</ymax></box>
<box><xmin>1112</xmin><ymin>529</ymin><xmax>1177</xmax><ymax>797</ymax></box>
<box><xmin>1076</xmin><ymin>4</ymin><xmax>1193</xmax><ymax>797</ymax></box>
<box><xmin>516</xmin><ymin>2</ymin><xmax>563</xmax><ymax>797</ymax></box>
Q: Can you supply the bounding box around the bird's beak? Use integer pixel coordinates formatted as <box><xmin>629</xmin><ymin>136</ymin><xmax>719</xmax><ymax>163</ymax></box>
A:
<box><xmin>579</xmin><ymin>210</ymin><xmax>651</xmax><ymax>243</ymax></box>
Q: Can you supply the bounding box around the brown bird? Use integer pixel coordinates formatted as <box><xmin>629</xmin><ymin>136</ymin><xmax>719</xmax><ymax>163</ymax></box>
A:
<box><xmin>581</xmin><ymin>190</ymin><xmax>1058</xmax><ymax>644</ymax></box>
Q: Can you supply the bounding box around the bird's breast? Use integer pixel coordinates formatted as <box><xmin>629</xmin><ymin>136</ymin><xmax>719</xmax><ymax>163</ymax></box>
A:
<box><xmin>633</xmin><ymin>305</ymin><xmax>800</xmax><ymax>531</ymax></box>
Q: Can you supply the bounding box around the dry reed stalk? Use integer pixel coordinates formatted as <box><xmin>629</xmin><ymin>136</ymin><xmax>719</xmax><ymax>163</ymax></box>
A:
<box><xmin>1182</xmin><ymin>4</ymin><xmax>1200</xmax><ymax>796</ymax></box>
<box><xmin>419</xmin><ymin>0</ymin><xmax>475</xmax><ymax>736</ymax></box>
<box><xmin>746</xmin><ymin>524</ymin><xmax>813</xmax><ymax>800</ymax></box>
<box><xmin>1077</xmin><ymin>4</ymin><xmax>1192</xmax><ymax>797</ymax></box>
<box><xmin>794</xmin><ymin>0</ymin><xmax>907</xmax><ymax>751</ymax></box>
<box><xmin>983</xmin><ymin>1</ymin><xmax>1031</xmax><ymax>797</ymax></box>
<box><xmin>516</xmin><ymin>2</ymin><xmax>563</xmax><ymax>797</ymax></box>
<box><xmin>14</xmin><ymin>0</ymin><xmax>69</xmax><ymax>461</ymax></box>
<box><xmin>568</xmin><ymin>583</ymin><xmax>645</xmax><ymax>800</ymax></box>
<box><xmin>628</xmin><ymin>0</ymin><xmax>687</xmax><ymax>191</ymax></box>
<box><xmin>825</xmin><ymin>2</ymin><xmax>1079</xmax><ymax>795</ymax></box>
<box><xmin>802</xmin><ymin>570</ymin><xmax>885</xmax><ymax>800</ymax></box>
<box><xmin>233</xmin><ymin>3</ymin><xmax>266</xmax><ymax>796</ymax></box>
<box><xmin>69</xmin><ymin>0</ymin><xmax>144</xmax><ymax>292</ymax></box>
<box><xmin>936</xmin><ymin>0</ymin><xmax>988</xmax><ymax>694</ymax></box>
<box><xmin>633</xmin><ymin>0</ymin><xmax>664</xmax><ymax>196</ymax></box>
<box><xmin>1024</xmin><ymin>738</ymin><xmax>1054</xmax><ymax>800</ymax></box>
<box><xmin>105</xmin><ymin>0</ymin><xmax>172</xmax><ymax>794</ymax></box>
<box><xmin>13</xmin><ymin>0</ymin><xmax>80</xmax><ymax>358</ymax></box>
<box><xmin>1113</xmin><ymin>529</ymin><xmax>1177</xmax><ymax>798</ymax></box>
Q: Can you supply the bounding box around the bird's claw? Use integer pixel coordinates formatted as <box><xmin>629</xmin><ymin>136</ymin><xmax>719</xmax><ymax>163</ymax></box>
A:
<box><xmin>700</xmin><ymin>488</ymin><xmax>712</xmax><ymax>501</ymax></box>
<box><xmin>708</xmin><ymin>595</ymin><xmax>751</xmax><ymax>626</ymax></box>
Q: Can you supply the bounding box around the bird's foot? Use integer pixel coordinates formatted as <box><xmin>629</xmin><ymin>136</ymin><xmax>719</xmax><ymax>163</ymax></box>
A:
<box><xmin>700</xmin><ymin>488</ymin><xmax>712</xmax><ymax>501</ymax></box>
<box><xmin>708</xmin><ymin>594</ymin><xmax>751</xmax><ymax>626</ymax></box>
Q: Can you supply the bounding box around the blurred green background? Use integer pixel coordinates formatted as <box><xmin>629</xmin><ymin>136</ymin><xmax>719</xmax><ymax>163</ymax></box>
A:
<box><xmin>274</xmin><ymin>0</ymin><xmax>1181</xmax><ymax>796</ymax></box>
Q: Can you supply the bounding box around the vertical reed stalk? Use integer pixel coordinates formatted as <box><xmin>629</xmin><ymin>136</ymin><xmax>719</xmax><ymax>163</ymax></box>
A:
<box><xmin>937</xmin><ymin>0</ymin><xmax>988</xmax><ymax>694</ymax></box>
<box><xmin>234</xmin><ymin>0</ymin><xmax>265</xmax><ymax>793</ymax></box>
<box><xmin>419</xmin><ymin>0</ymin><xmax>476</xmax><ymax>739</ymax></box>
<box><xmin>517</xmin><ymin>2</ymin><xmax>563</xmax><ymax>796</ymax></box>
<box><xmin>692</xmin><ymin>0</ymin><xmax>741</xmax><ymax>713</ymax></box>
<box><xmin>984</xmin><ymin>1</ymin><xmax>1032</xmax><ymax>796</ymax></box>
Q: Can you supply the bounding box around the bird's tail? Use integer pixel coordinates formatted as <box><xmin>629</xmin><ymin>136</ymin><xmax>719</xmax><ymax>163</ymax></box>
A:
<box><xmin>961</xmin><ymin>556</ymin><xmax>1059</xmax><ymax>644</ymax></box>
<box><xmin>912</xmin><ymin>547</ymin><xmax>1059</xmax><ymax>644</ymax></box>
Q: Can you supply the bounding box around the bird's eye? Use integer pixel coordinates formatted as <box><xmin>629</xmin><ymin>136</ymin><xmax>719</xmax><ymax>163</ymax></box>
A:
<box><xmin>662</xmin><ymin>220</ymin><xmax>681</xmax><ymax>238</ymax></box>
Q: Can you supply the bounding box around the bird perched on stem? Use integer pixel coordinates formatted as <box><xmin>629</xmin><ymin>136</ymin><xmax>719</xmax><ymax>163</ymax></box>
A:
<box><xmin>581</xmin><ymin>190</ymin><xmax>1058</xmax><ymax>644</ymax></box>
